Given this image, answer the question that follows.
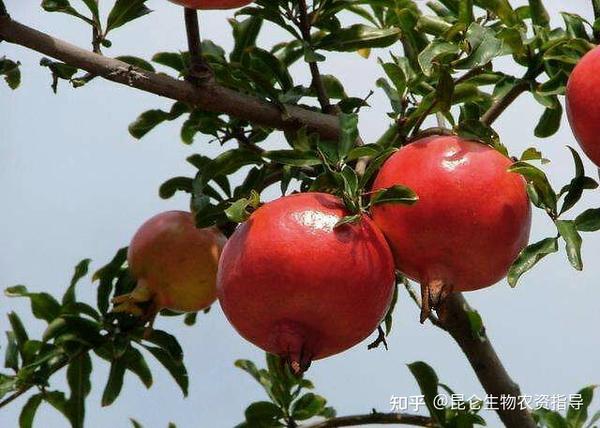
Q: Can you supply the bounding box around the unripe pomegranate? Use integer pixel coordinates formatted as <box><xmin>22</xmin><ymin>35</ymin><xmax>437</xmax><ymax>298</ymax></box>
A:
<box><xmin>566</xmin><ymin>45</ymin><xmax>600</xmax><ymax>167</ymax></box>
<box><xmin>371</xmin><ymin>136</ymin><xmax>531</xmax><ymax>321</ymax></box>
<box><xmin>217</xmin><ymin>192</ymin><xmax>395</xmax><ymax>373</ymax></box>
<box><xmin>114</xmin><ymin>211</ymin><xmax>226</xmax><ymax>317</ymax></box>
<box><xmin>168</xmin><ymin>0</ymin><xmax>253</xmax><ymax>10</ymax></box>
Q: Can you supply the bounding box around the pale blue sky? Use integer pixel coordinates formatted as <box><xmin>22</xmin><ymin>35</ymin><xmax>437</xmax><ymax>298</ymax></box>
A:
<box><xmin>1</xmin><ymin>0</ymin><xmax>599</xmax><ymax>427</ymax></box>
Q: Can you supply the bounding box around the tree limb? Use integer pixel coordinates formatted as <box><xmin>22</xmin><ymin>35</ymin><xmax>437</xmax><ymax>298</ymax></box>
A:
<box><xmin>480</xmin><ymin>80</ymin><xmax>530</xmax><ymax>126</ymax></box>
<box><xmin>301</xmin><ymin>412</ymin><xmax>435</xmax><ymax>428</ymax></box>
<box><xmin>437</xmin><ymin>293</ymin><xmax>537</xmax><ymax>428</ymax></box>
<box><xmin>0</xmin><ymin>16</ymin><xmax>340</xmax><ymax>140</ymax></box>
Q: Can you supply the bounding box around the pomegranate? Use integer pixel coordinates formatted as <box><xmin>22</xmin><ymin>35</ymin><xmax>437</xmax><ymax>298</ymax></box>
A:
<box><xmin>566</xmin><ymin>45</ymin><xmax>600</xmax><ymax>167</ymax></box>
<box><xmin>217</xmin><ymin>192</ymin><xmax>395</xmax><ymax>373</ymax></box>
<box><xmin>168</xmin><ymin>0</ymin><xmax>253</xmax><ymax>10</ymax></box>
<box><xmin>113</xmin><ymin>211</ymin><xmax>226</xmax><ymax>317</ymax></box>
<box><xmin>371</xmin><ymin>136</ymin><xmax>531</xmax><ymax>322</ymax></box>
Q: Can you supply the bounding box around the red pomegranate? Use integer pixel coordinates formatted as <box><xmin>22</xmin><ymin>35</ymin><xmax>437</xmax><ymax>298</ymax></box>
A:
<box><xmin>114</xmin><ymin>211</ymin><xmax>226</xmax><ymax>316</ymax></box>
<box><xmin>217</xmin><ymin>192</ymin><xmax>395</xmax><ymax>373</ymax></box>
<box><xmin>168</xmin><ymin>0</ymin><xmax>253</xmax><ymax>10</ymax></box>
<box><xmin>566</xmin><ymin>45</ymin><xmax>600</xmax><ymax>167</ymax></box>
<box><xmin>371</xmin><ymin>136</ymin><xmax>531</xmax><ymax>322</ymax></box>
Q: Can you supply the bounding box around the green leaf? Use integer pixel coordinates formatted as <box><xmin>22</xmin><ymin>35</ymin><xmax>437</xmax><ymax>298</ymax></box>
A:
<box><xmin>556</xmin><ymin>220</ymin><xmax>583</xmax><ymax>271</ymax></box>
<box><xmin>4</xmin><ymin>332</ymin><xmax>19</xmax><ymax>371</ymax></box>
<box><xmin>41</xmin><ymin>0</ymin><xmax>93</xmax><ymax>25</ymax></box>
<box><xmin>244</xmin><ymin>401</ymin><xmax>283</xmax><ymax>422</ymax></box>
<box><xmin>418</xmin><ymin>40</ymin><xmax>460</xmax><ymax>76</ymax></box>
<box><xmin>291</xmin><ymin>393</ymin><xmax>327</xmax><ymax>420</ymax></box>
<box><xmin>317</xmin><ymin>25</ymin><xmax>400</xmax><ymax>51</ymax></box>
<box><xmin>128</xmin><ymin>102</ymin><xmax>189</xmax><ymax>139</ymax></box>
<box><xmin>407</xmin><ymin>362</ymin><xmax>445</xmax><ymax>423</ymax></box>
<box><xmin>130</xmin><ymin>419</ymin><xmax>143</xmax><ymax>428</ymax></box>
<box><xmin>465</xmin><ymin>308</ymin><xmax>485</xmax><ymax>341</ymax></box>
<box><xmin>339</xmin><ymin>113</ymin><xmax>358</xmax><ymax>159</ymax></box>
<box><xmin>8</xmin><ymin>312</ymin><xmax>29</xmax><ymax>355</ymax></box>
<box><xmin>159</xmin><ymin>177</ymin><xmax>193</xmax><ymax>199</ymax></box>
<box><xmin>529</xmin><ymin>0</ymin><xmax>550</xmax><ymax>27</ymax></box>
<box><xmin>230</xmin><ymin>17</ymin><xmax>263</xmax><ymax>63</ymax></box>
<box><xmin>454</xmin><ymin>23</ymin><xmax>503</xmax><ymax>70</ymax></box>
<box><xmin>94</xmin><ymin>247</ymin><xmax>127</xmax><ymax>315</ymax></box>
<box><xmin>560</xmin><ymin>147</ymin><xmax>597</xmax><ymax>215</ymax></box>
<box><xmin>370</xmin><ymin>185</ymin><xmax>418</xmax><ymax>206</ymax></box>
<box><xmin>383</xmin><ymin>283</ymin><xmax>399</xmax><ymax>336</ymax></box>
<box><xmin>197</xmin><ymin>148</ymin><xmax>264</xmax><ymax>191</ymax></box>
<box><xmin>43</xmin><ymin>391</ymin><xmax>70</xmax><ymax>420</ymax></box>
<box><xmin>567</xmin><ymin>385</ymin><xmax>597</xmax><ymax>428</ymax></box>
<box><xmin>535</xmin><ymin>102</ymin><xmax>563</xmax><ymax>138</ymax></box>
<box><xmin>5</xmin><ymin>286</ymin><xmax>61</xmax><ymax>323</ymax></box>
<box><xmin>143</xmin><ymin>330</ymin><xmax>183</xmax><ymax>362</ymax></box>
<box><xmin>19</xmin><ymin>393</ymin><xmax>43</xmax><ymax>428</ymax></box>
<box><xmin>101</xmin><ymin>358</ymin><xmax>126</xmax><ymax>407</ymax></box>
<box><xmin>262</xmin><ymin>150</ymin><xmax>321</xmax><ymax>167</ymax></box>
<box><xmin>508</xmin><ymin>161</ymin><xmax>557</xmax><ymax>213</ymax></box>
<box><xmin>508</xmin><ymin>237</ymin><xmax>559</xmax><ymax>287</ymax></box>
<box><xmin>63</xmin><ymin>259</ymin><xmax>91</xmax><ymax>306</ymax></box>
<box><xmin>575</xmin><ymin>208</ymin><xmax>600</xmax><ymax>232</ymax></box>
<box><xmin>0</xmin><ymin>57</ymin><xmax>21</xmax><ymax>90</ymax></box>
<box><xmin>125</xmin><ymin>346</ymin><xmax>153</xmax><ymax>389</ymax></box>
<box><xmin>66</xmin><ymin>352</ymin><xmax>92</xmax><ymax>428</ymax></box>
<box><xmin>334</xmin><ymin>214</ymin><xmax>361</xmax><ymax>228</ymax></box>
<box><xmin>142</xmin><ymin>345</ymin><xmax>188</xmax><ymax>397</ymax></box>
<box><xmin>106</xmin><ymin>0</ymin><xmax>152</xmax><ymax>33</ymax></box>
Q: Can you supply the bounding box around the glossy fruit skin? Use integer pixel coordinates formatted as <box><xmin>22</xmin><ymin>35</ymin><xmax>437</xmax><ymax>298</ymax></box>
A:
<box><xmin>217</xmin><ymin>193</ymin><xmax>395</xmax><ymax>370</ymax></box>
<box><xmin>566</xmin><ymin>45</ymin><xmax>600</xmax><ymax>167</ymax></box>
<box><xmin>128</xmin><ymin>211</ymin><xmax>226</xmax><ymax>312</ymax></box>
<box><xmin>371</xmin><ymin>136</ymin><xmax>531</xmax><ymax>294</ymax></box>
<box><xmin>168</xmin><ymin>0</ymin><xmax>253</xmax><ymax>10</ymax></box>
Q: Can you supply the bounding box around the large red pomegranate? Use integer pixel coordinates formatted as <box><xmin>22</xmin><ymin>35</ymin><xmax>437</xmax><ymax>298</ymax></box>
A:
<box><xmin>114</xmin><ymin>211</ymin><xmax>226</xmax><ymax>316</ymax></box>
<box><xmin>168</xmin><ymin>0</ymin><xmax>253</xmax><ymax>10</ymax></box>
<box><xmin>566</xmin><ymin>45</ymin><xmax>600</xmax><ymax>167</ymax></box>
<box><xmin>217</xmin><ymin>192</ymin><xmax>395</xmax><ymax>373</ymax></box>
<box><xmin>371</xmin><ymin>136</ymin><xmax>531</xmax><ymax>322</ymax></box>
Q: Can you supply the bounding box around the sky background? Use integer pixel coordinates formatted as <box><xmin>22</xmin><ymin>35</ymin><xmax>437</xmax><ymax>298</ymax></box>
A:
<box><xmin>1</xmin><ymin>0</ymin><xmax>599</xmax><ymax>427</ymax></box>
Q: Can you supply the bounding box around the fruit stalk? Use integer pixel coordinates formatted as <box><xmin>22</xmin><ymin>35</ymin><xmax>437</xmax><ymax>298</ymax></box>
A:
<box><xmin>183</xmin><ymin>7</ymin><xmax>210</xmax><ymax>83</ymax></box>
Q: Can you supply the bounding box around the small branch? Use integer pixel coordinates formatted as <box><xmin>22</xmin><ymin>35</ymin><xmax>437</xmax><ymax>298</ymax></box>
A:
<box><xmin>0</xmin><ymin>16</ymin><xmax>341</xmax><ymax>139</ymax></box>
<box><xmin>184</xmin><ymin>8</ymin><xmax>211</xmax><ymax>83</ymax></box>
<box><xmin>480</xmin><ymin>80</ymin><xmax>529</xmax><ymax>126</ymax></box>
<box><xmin>0</xmin><ymin>0</ymin><xmax>8</xmax><ymax>17</ymax></box>
<box><xmin>297</xmin><ymin>0</ymin><xmax>331</xmax><ymax>113</ymax></box>
<box><xmin>436</xmin><ymin>294</ymin><xmax>537</xmax><ymax>428</ymax></box>
<box><xmin>367</xmin><ymin>325</ymin><xmax>388</xmax><ymax>350</ymax></box>
<box><xmin>301</xmin><ymin>412</ymin><xmax>435</xmax><ymax>428</ymax></box>
<box><xmin>91</xmin><ymin>26</ymin><xmax>101</xmax><ymax>54</ymax></box>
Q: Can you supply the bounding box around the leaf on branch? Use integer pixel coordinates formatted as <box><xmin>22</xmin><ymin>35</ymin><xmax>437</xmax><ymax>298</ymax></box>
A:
<box><xmin>142</xmin><ymin>345</ymin><xmax>189</xmax><ymax>397</ymax></box>
<box><xmin>317</xmin><ymin>25</ymin><xmax>401</xmax><ymax>52</ymax></box>
<box><xmin>370</xmin><ymin>185</ymin><xmax>419</xmax><ymax>206</ymax></box>
<box><xmin>129</xmin><ymin>102</ymin><xmax>189</xmax><ymax>139</ymax></box>
<box><xmin>106</xmin><ymin>0</ymin><xmax>152</xmax><ymax>34</ymax></box>
<box><xmin>0</xmin><ymin>57</ymin><xmax>21</xmax><ymax>90</ymax></box>
<box><xmin>5</xmin><ymin>285</ymin><xmax>61</xmax><ymax>323</ymax></box>
<box><xmin>508</xmin><ymin>237</ymin><xmax>559</xmax><ymax>287</ymax></box>
<box><xmin>556</xmin><ymin>220</ymin><xmax>583</xmax><ymax>271</ymax></box>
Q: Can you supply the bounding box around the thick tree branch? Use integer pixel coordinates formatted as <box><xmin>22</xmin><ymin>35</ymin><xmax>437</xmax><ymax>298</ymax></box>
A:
<box><xmin>437</xmin><ymin>293</ymin><xmax>537</xmax><ymax>428</ymax></box>
<box><xmin>301</xmin><ymin>412</ymin><xmax>435</xmax><ymax>428</ymax></box>
<box><xmin>0</xmin><ymin>16</ymin><xmax>340</xmax><ymax>140</ymax></box>
<box><xmin>480</xmin><ymin>80</ymin><xmax>530</xmax><ymax>126</ymax></box>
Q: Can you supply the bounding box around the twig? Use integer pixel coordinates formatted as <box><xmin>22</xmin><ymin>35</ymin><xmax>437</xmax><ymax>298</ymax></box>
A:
<box><xmin>407</xmin><ymin>127</ymin><xmax>455</xmax><ymax>142</ymax></box>
<box><xmin>367</xmin><ymin>325</ymin><xmax>388</xmax><ymax>350</ymax></box>
<box><xmin>184</xmin><ymin>8</ymin><xmax>211</xmax><ymax>83</ymax></box>
<box><xmin>301</xmin><ymin>411</ymin><xmax>435</xmax><ymax>427</ymax></box>
<box><xmin>480</xmin><ymin>80</ymin><xmax>530</xmax><ymax>126</ymax></box>
<box><xmin>297</xmin><ymin>0</ymin><xmax>331</xmax><ymax>113</ymax></box>
<box><xmin>0</xmin><ymin>16</ymin><xmax>341</xmax><ymax>139</ymax></box>
<box><xmin>0</xmin><ymin>0</ymin><xmax>8</xmax><ymax>17</ymax></box>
